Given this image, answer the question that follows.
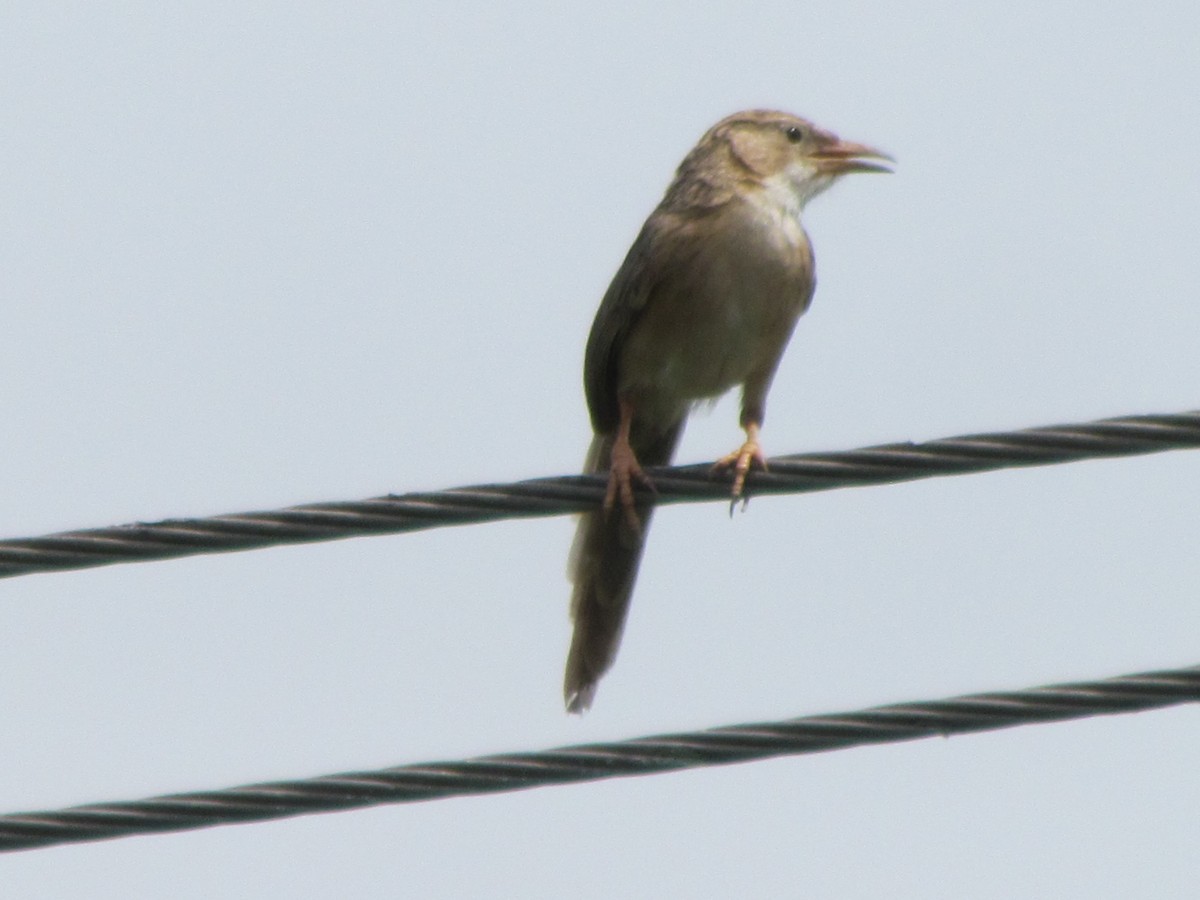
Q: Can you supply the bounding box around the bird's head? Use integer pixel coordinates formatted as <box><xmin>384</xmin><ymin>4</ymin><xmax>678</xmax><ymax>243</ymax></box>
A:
<box><xmin>695</xmin><ymin>110</ymin><xmax>893</xmax><ymax>212</ymax></box>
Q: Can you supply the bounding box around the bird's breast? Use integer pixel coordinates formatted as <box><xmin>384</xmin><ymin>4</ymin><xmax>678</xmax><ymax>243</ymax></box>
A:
<box><xmin>617</xmin><ymin>202</ymin><xmax>814</xmax><ymax>414</ymax></box>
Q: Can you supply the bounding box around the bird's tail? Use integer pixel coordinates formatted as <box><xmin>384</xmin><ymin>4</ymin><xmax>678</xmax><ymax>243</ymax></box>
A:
<box><xmin>564</xmin><ymin>419</ymin><xmax>683</xmax><ymax>712</ymax></box>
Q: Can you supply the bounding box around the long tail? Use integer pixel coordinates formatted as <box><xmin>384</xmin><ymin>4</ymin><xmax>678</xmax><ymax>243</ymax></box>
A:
<box><xmin>564</xmin><ymin>419</ymin><xmax>683</xmax><ymax>712</ymax></box>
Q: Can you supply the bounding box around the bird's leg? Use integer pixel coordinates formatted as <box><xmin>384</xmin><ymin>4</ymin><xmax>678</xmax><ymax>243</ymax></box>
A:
<box><xmin>712</xmin><ymin>420</ymin><xmax>767</xmax><ymax>507</ymax></box>
<box><xmin>603</xmin><ymin>398</ymin><xmax>654</xmax><ymax>532</ymax></box>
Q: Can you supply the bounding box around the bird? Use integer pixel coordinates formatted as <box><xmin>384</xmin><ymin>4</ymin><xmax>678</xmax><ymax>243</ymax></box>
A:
<box><xmin>564</xmin><ymin>109</ymin><xmax>891</xmax><ymax>713</ymax></box>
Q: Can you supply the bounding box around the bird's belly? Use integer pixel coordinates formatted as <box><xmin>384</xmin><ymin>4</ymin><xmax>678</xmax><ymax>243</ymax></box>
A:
<box><xmin>656</xmin><ymin>302</ymin><xmax>775</xmax><ymax>396</ymax></box>
<box><xmin>619</xmin><ymin>260</ymin><xmax>808</xmax><ymax>410</ymax></box>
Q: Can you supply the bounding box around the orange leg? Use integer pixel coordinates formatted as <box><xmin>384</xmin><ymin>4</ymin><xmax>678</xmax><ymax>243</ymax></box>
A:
<box><xmin>603</xmin><ymin>398</ymin><xmax>654</xmax><ymax>532</ymax></box>
<box><xmin>712</xmin><ymin>421</ymin><xmax>767</xmax><ymax>506</ymax></box>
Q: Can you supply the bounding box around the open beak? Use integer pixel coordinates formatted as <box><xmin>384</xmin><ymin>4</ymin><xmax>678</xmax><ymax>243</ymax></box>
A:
<box><xmin>811</xmin><ymin>136</ymin><xmax>894</xmax><ymax>175</ymax></box>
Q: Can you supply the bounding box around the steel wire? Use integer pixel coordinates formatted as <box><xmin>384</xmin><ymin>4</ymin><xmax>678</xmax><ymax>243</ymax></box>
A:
<box><xmin>1</xmin><ymin>410</ymin><xmax>1197</xmax><ymax>580</ymax></box>
<box><xmin>1</xmin><ymin>663</ymin><xmax>1196</xmax><ymax>852</ymax></box>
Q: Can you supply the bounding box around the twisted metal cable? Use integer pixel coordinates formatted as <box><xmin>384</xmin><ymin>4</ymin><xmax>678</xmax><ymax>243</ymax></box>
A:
<box><xmin>1</xmin><ymin>410</ymin><xmax>1197</xmax><ymax>580</ymax></box>
<box><xmin>1</xmin><ymin>663</ymin><xmax>1196</xmax><ymax>853</ymax></box>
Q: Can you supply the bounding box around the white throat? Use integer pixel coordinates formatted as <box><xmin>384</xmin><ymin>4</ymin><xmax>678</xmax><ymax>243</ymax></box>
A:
<box><xmin>748</xmin><ymin>164</ymin><xmax>833</xmax><ymax>237</ymax></box>
<box><xmin>771</xmin><ymin>162</ymin><xmax>835</xmax><ymax>213</ymax></box>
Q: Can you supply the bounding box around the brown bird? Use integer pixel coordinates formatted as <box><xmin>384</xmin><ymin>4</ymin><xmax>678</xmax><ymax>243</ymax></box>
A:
<box><xmin>565</xmin><ymin>109</ymin><xmax>891</xmax><ymax>712</ymax></box>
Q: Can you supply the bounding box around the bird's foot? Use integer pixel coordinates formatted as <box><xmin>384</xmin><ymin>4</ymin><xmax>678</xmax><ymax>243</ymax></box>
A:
<box><xmin>712</xmin><ymin>433</ymin><xmax>767</xmax><ymax>512</ymax></box>
<box><xmin>603</xmin><ymin>439</ymin><xmax>655</xmax><ymax>532</ymax></box>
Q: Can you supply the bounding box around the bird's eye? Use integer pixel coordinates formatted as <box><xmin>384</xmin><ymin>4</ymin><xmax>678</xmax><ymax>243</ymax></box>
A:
<box><xmin>785</xmin><ymin>125</ymin><xmax>804</xmax><ymax>143</ymax></box>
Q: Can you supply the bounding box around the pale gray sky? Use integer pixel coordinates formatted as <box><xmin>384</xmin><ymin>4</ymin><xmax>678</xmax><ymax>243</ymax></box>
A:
<box><xmin>2</xmin><ymin>2</ymin><xmax>1199</xmax><ymax>897</ymax></box>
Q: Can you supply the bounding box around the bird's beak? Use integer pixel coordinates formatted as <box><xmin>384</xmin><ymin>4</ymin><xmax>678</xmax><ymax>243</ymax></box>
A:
<box><xmin>810</xmin><ymin>136</ymin><xmax>894</xmax><ymax>175</ymax></box>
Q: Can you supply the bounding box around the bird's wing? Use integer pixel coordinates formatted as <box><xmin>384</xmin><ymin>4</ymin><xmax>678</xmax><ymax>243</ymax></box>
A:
<box><xmin>583</xmin><ymin>218</ymin><xmax>660</xmax><ymax>433</ymax></box>
<box><xmin>583</xmin><ymin>202</ymin><xmax>729</xmax><ymax>433</ymax></box>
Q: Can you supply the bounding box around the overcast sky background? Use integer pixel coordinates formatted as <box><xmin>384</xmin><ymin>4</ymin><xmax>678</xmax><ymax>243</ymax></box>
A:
<box><xmin>2</xmin><ymin>2</ymin><xmax>1199</xmax><ymax>897</ymax></box>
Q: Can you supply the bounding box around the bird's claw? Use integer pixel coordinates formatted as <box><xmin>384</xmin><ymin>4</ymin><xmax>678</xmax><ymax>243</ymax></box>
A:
<box><xmin>712</xmin><ymin>439</ymin><xmax>767</xmax><ymax>512</ymax></box>
<box><xmin>603</xmin><ymin>444</ymin><xmax>655</xmax><ymax>533</ymax></box>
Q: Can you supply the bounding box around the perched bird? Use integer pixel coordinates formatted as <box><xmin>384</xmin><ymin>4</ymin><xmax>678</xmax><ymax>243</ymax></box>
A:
<box><xmin>564</xmin><ymin>109</ymin><xmax>891</xmax><ymax>713</ymax></box>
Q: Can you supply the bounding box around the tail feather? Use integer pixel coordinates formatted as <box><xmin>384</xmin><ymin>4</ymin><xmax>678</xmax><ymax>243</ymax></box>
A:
<box><xmin>564</xmin><ymin>420</ymin><xmax>683</xmax><ymax>712</ymax></box>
